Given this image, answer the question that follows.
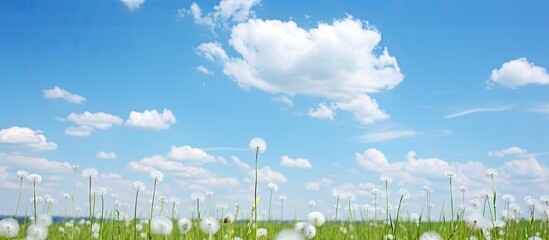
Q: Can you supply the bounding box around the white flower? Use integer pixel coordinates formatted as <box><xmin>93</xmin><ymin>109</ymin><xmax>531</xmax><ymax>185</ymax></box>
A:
<box><xmin>398</xmin><ymin>188</ymin><xmax>410</xmax><ymax>199</ymax></box>
<box><xmin>268</xmin><ymin>183</ymin><xmax>279</xmax><ymax>192</ymax></box>
<box><xmin>150</xmin><ymin>170</ymin><xmax>164</xmax><ymax>182</ymax></box>
<box><xmin>444</xmin><ymin>171</ymin><xmax>456</xmax><ymax>179</ymax></box>
<box><xmin>134</xmin><ymin>181</ymin><xmax>146</xmax><ymax>191</ymax></box>
<box><xmin>222</xmin><ymin>213</ymin><xmax>235</xmax><ymax>224</ymax></box>
<box><xmin>92</xmin><ymin>223</ymin><xmax>100</xmax><ymax>233</ymax></box>
<box><xmin>372</xmin><ymin>188</ymin><xmax>380</xmax><ymax>194</ymax></box>
<box><xmin>257</xmin><ymin>228</ymin><xmax>268</xmax><ymax>237</ymax></box>
<box><xmin>199</xmin><ymin>217</ymin><xmax>220</xmax><ymax>235</ymax></box>
<box><xmin>380</xmin><ymin>175</ymin><xmax>392</xmax><ymax>184</ymax></box>
<box><xmin>0</xmin><ymin>218</ymin><xmax>19</xmax><ymax>238</ymax></box>
<box><xmin>72</xmin><ymin>164</ymin><xmax>79</xmax><ymax>171</ymax></box>
<box><xmin>279</xmin><ymin>195</ymin><xmax>287</xmax><ymax>201</ymax></box>
<box><xmin>216</xmin><ymin>202</ymin><xmax>229</xmax><ymax>211</ymax></box>
<box><xmin>300</xmin><ymin>223</ymin><xmax>316</xmax><ymax>239</ymax></box>
<box><xmin>33</xmin><ymin>214</ymin><xmax>52</xmax><ymax>226</ymax></box>
<box><xmin>422</xmin><ymin>186</ymin><xmax>432</xmax><ymax>193</ymax></box>
<box><xmin>169</xmin><ymin>197</ymin><xmax>181</xmax><ymax>204</ymax></box>
<box><xmin>82</xmin><ymin>168</ymin><xmax>98</xmax><ymax>178</ymax></box>
<box><xmin>308</xmin><ymin>200</ymin><xmax>316</xmax><ymax>207</ymax></box>
<box><xmin>111</xmin><ymin>193</ymin><xmax>119</xmax><ymax>199</ymax></box>
<box><xmin>294</xmin><ymin>222</ymin><xmax>305</xmax><ymax>231</ymax></box>
<box><xmin>502</xmin><ymin>194</ymin><xmax>515</xmax><ymax>202</ymax></box>
<box><xmin>249</xmin><ymin>137</ymin><xmax>267</xmax><ymax>153</ymax></box>
<box><xmin>420</xmin><ymin>231</ymin><xmax>443</xmax><ymax>240</ymax></box>
<box><xmin>27</xmin><ymin>223</ymin><xmax>48</xmax><ymax>240</ymax></box>
<box><xmin>191</xmin><ymin>192</ymin><xmax>205</xmax><ymax>202</ymax></box>
<box><xmin>16</xmin><ymin>170</ymin><xmax>29</xmax><ymax>178</ymax></box>
<box><xmin>465</xmin><ymin>212</ymin><xmax>488</xmax><ymax>230</ymax></box>
<box><xmin>485</xmin><ymin>168</ymin><xmax>498</xmax><ymax>178</ymax></box>
<box><xmin>460</xmin><ymin>186</ymin><xmax>468</xmax><ymax>193</ymax></box>
<box><xmin>26</xmin><ymin>174</ymin><xmax>42</xmax><ymax>183</ymax></box>
<box><xmin>177</xmin><ymin>218</ymin><xmax>192</xmax><ymax>234</ymax></box>
<box><xmin>307</xmin><ymin>211</ymin><xmax>325</xmax><ymax>227</ymax></box>
<box><xmin>151</xmin><ymin>216</ymin><xmax>173</xmax><ymax>236</ymax></box>
<box><xmin>275</xmin><ymin>230</ymin><xmax>304</xmax><ymax>240</ymax></box>
<box><xmin>62</xmin><ymin>193</ymin><xmax>70</xmax><ymax>199</ymax></box>
<box><xmin>92</xmin><ymin>187</ymin><xmax>108</xmax><ymax>196</ymax></box>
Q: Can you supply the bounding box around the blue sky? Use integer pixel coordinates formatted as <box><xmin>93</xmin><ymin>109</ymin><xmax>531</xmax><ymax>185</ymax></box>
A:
<box><xmin>1</xmin><ymin>0</ymin><xmax>549</xmax><ymax>220</ymax></box>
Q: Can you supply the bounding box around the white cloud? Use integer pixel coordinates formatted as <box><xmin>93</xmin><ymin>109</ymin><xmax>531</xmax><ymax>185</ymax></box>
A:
<box><xmin>358</xmin><ymin>129</ymin><xmax>416</xmax><ymax>143</ymax></box>
<box><xmin>42</xmin><ymin>86</ymin><xmax>86</xmax><ymax>104</ymax></box>
<box><xmin>280</xmin><ymin>155</ymin><xmax>312</xmax><ymax>169</ymax></box>
<box><xmin>356</xmin><ymin>148</ymin><xmax>394</xmax><ymax>172</ymax></box>
<box><xmin>443</xmin><ymin>106</ymin><xmax>511</xmax><ymax>119</ymax></box>
<box><xmin>65</xmin><ymin>111</ymin><xmax>123</xmax><ymax>137</ymax></box>
<box><xmin>0</xmin><ymin>126</ymin><xmax>57</xmax><ymax>151</ymax></box>
<box><xmin>489</xmin><ymin>57</ymin><xmax>549</xmax><ymax>88</ymax></box>
<box><xmin>501</xmin><ymin>157</ymin><xmax>549</xmax><ymax>179</ymax></box>
<box><xmin>195</xmin><ymin>176</ymin><xmax>240</xmax><ymax>187</ymax></box>
<box><xmin>127</xmin><ymin>155</ymin><xmax>212</xmax><ymax>178</ymax></box>
<box><xmin>167</xmin><ymin>145</ymin><xmax>215</xmax><ymax>163</ymax></box>
<box><xmin>196</xmin><ymin>17</ymin><xmax>403</xmax><ymax>125</ymax></box>
<box><xmin>197</xmin><ymin>65</ymin><xmax>213</xmax><ymax>75</ymax></box>
<box><xmin>271</xmin><ymin>96</ymin><xmax>293</xmax><ymax>107</ymax></box>
<box><xmin>125</xmin><ymin>109</ymin><xmax>176</xmax><ymax>130</ymax></box>
<box><xmin>99</xmin><ymin>173</ymin><xmax>122</xmax><ymax>179</ymax></box>
<box><xmin>488</xmin><ymin>146</ymin><xmax>527</xmax><ymax>158</ymax></box>
<box><xmin>256</xmin><ymin>166</ymin><xmax>287</xmax><ymax>183</ymax></box>
<box><xmin>305</xmin><ymin>182</ymin><xmax>320</xmax><ymax>190</ymax></box>
<box><xmin>97</xmin><ymin>151</ymin><xmax>117</xmax><ymax>159</ymax></box>
<box><xmin>0</xmin><ymin>166</ymin><xmax>10</xmax><ymax>180</ymax></box>
<box><xmin>0</xmin><ymin>153</ymin><xmax>71</xmax><ymax>172</ymax></box>
<box><xmin>190</xmin><ymin>0</ymin><xmax>261</xmax><ymax>30</ymax></box>
<box><xmin>120</xmin><ymin>0</ymin><xmax>145</xmax><ymax>11</ymax></box>
<box><xmin>231</xmin><ymin>156</ymin><xmax>251</xmax><ymax>170</ymax></box>
<box><xmin>308</xmin><ymin>103</ymin><xmax>336</xmax><ymax>120</ymax></box>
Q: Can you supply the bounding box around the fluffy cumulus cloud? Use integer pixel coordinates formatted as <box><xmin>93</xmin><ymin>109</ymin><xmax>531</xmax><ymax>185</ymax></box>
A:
<box><xmin>65</xmin><ymin>112</ymin><xmax>123</xmax><ymax>137</ymax></box>
<box><xmin>308</xmin><ymin>103</ymin><xmax>336</xmax><ymax>120</ymax></box>
<box><xmin>189</xmin><ymin>0</ymin><xmax>261</xmax><ymax>30</ymax></box>
<box><xmin>120</xmin><ymin>0</ymin><xmax>145</xmax><ymax>11</ymax></box>
<box><xmin>488</xmin><ymin>146</ymin><xmax>527</xmax><ymax>157</ymax></box>
<box><xmin>196</xmin><ymin>17</ymin><xmax>403</xmax><ymax>125</ymax></box>
<box><xmin>280</xmin><ymin>155</ymin><xmax>312</xmax><ymax>169</ymax></box>
<box><xmin>489</xmin><ymin>57</ymin><xmax>549</xmax><ymax>88</ymax></box>
<box><xmin>125</xmin><ymin>109</ymin><xmax>176</xmax><ymax>130</ymax></box>
<box><xmin>305</xmin><ymin>182</ymin><xmax>320</xmax><ymax>190</ymax></box>
<box><xmin>0</xmin><ymin>153</ymin><xmax>71</xmax><ymax>172</ymax></box>
<box><xmin>127</xmin><ymin>155</ymin><xmax>212</xmax><ymax>177</ymax></box>
<box><xmin>97</xmin><ymin>151</ymin><xmax>117</xmax><ymax>159</ymax></box>
<box><xmin>167</xmin><ymin>145</ymin><xmax>215</xmax><ymax>163</ymax></box>
<box><xmin>42</xmin><ymin>86</ymin><xmax>86</xmax><ymax>104</ymax></box>
<box><xmin>256</xmin><ymin>166</ymin><xmax>287</xmax><ymax>183</ymax></box>
<box><xmin>197</xmin><ymin>65</ymin><xmax>213</xmax><ymax>75</ymax></box>
<box><xmin>0</xmin><ymin>126</ymin><xmax>57</xmax><ymax>151</ymax></box>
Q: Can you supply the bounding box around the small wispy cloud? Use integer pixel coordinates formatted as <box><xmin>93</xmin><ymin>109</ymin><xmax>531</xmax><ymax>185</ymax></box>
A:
<box><xmin>443</xmin><ymin>106</ymin><xmax>512</xmax><ymax>119</ymax></box>
<box><xmin>358</xmin><ymin>129</ymin><xmax>416</xmax><ymax>143</ymax></box>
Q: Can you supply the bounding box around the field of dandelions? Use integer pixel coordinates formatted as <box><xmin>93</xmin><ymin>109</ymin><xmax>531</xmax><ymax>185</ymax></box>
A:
<box><xmin>1</xmin><ymin>138</ymin><xmax>548</xmax><ymax>240</ymax></box>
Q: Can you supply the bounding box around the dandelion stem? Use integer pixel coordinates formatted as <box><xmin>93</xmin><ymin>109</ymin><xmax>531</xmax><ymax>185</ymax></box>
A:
<box><xmin>253</xmin><ymin>147</ymin><xmax>259</xmax><ymax>240</ymax></box>
<box><xmin>14</xmin><ymin>177</ymin><xmax>23</xmax><ymax>218</ymax></box>
<box><xmin>148</xmin><ymin>179</ymin><xmax>158</xmax><ymax>240</ymax></box>
<box><xmin>134</xmin><ymin>189</ymin><xmax>140</xmax><ymax>240</ymax></box>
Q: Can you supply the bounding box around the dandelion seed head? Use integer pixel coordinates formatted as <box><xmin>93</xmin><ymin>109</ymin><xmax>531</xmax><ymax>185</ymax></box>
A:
<box><xmin>62</xmin><ymin>193</ymin><xmax>70</xmax><ymax>199</ymax></box>
<box><xmin>279</xmin><ymin>195</ymin><xmax>287</xmax><ymax>201</ymax></box>
<box><xmin>169</xmin><ymin>197</ymin><xmax>180</xmax><ymax>204</ymax></box>
<box><xmin>82</xmin><ymin>168</ymin><xmax>98</xmax><ymax>178</ymax></box>
<box><xmin>465</xmin><ymin>212</ymin><xmax>488</xmax><ymax>230</ymax></box>
<box><xmin>177</xmin><ymin>218</ymin><xmax>192</xmax><ymax>234</ymax></box>
<box><xmin>199</xmin><ymin>217</ymin><xmax>220</xmax><ymax>235</ymax></box>
<box><xmin>16</xmin><ymin>170</ymin><xmax>29</xmax><ymax>178</ymax></box>
<box><xmin>308</xmin><ymin>200</ymin><xmax>316</xmax><ymax>207</ymax></box>
<box><xmin>249</xmin><ymin>137</ymin><xmax>267</xmax><ymax>153</ymax></box>
<box><xmin>307</xmin><ymin>211</ymin><xmax>325</xmax><ymax>227</ymax></box>
<box><xmin>191</xmin><ymin>192</ymin><xmax>205</xmax><ymax>202</ymax></box>
<box><xmin>26</xmin><ymin>174</ymin><xmax>42</xmax><ymax>183</ymax></box>
<box><xmin>150</xmin><ymin>170</ymin><xmax>164</xmax><ymax>182</ymax></box>
<box><xmin>422</xmin><ymin>186</ymin><xmax>432</xmax><ymax>193</ymax></box>
<box><xmin>151</xmin><ymin>216</ymin><xmax>173</xmax><ymax>236</ymax></box>
<box><xmin>0</xmin><ymin>218</ymin><xmax>20</xmax><ymax>238</ymax></box>
<box><xmin>33</xmin><ymin>214</ymin><xmax>52</xmax><ymax>226</ymax></box>
<box><xmin>268</xmin><ymin>183</ymin><xmax>279</xmax><ymax>192</ymax></box>
<box><xmin>27</xmin><ymin>223</ymin><xmax>48</xmax><ymax>240</ymax></box>
<box><xmin>444</xmin><ymin>171</ymin><xmax>456</xmax><ymax>179</ymax></box>
<box><xmin>257</xmin><ymin>228</ymin><xmax>268</xmax><ymax>237</ymax></box>
<box><xmin>380</xmin><ymin>175</ymin><xmax>392</xmax><ymax>184</ymax></box>
<box><xmin>92</xmin><ymin>187</ymin><xmax>108</xmax><ymax>196</ymax></box>
<box><xmin>398</xmin><ymin>188</ymin><xmax>410</xmax><ymax>199</ymax></box>
<box><xmin>300</xmin><ymin>223</ymin><xmax>316</xmax><ymax>239</ymax></box>
<box><xmin>276</xmin><ymin>229</ymin><xmax>304</xmax><ymax>240</ymax></box>
<box><xmin>502</xmin><ymin>194</ymin><xmax>515</xmax><ymax>202</ymax></box>
<box><xmin>72</xmin><ymin>164</ymin><xmax>79</xmax><ymax>171</ymax></box>
<box><xmin>460</xmin><ymin>186</ymin><xmax>468</xmax><ymax>193</ymax></box>
<box><xmin>133</xmin><ymin>181</ymin><xmax>146</xmax><ymax>191</ymax></box>
<box><xmin>222</xmin><ymin>213</ymin><xmax>235</xmax><ymax>224</ymax></box>
<box><xmin>485</xmin><ymin>168</ymin><xmax>498</xmax><ymax>178</ymax></box>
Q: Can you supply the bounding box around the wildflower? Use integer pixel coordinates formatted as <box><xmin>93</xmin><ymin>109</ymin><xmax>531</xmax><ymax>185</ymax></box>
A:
<box><xmin>33</xmin><ymin>214</ymin><xmax>53</xmax><ymax>226</ymax></box>
<box><xmin>134</xmin><ymin>181</ymin><xmax>146</xmax><ymax>191</ymax></box>
<box><xmin>502</xmin><ymin>194</ymin><xmax>515</xmax><ymax>202</ymax></box>
<box><xmin>150</xmin><ymin>170</ymin><xmax>164</xmax><ymax>182</ymax></box>
<box><xmin>93</xmin><ymin>187</ymin><xmax>108</xmax><ymax>196</ymax></box>
<box><xmin>169</xmin><ymin>197</ymin><xmax>180</xmax><ymax>204</ymax></box>
<box><xmin>222</xmin><ymin>213</ymin><xmax>235</xmax><ymax>224</ymax></box>
<box><xmin>294</xmin><ymin>222</ymin><xmax>305</xmax><ymax>231</ymax></box>
<box><xmin>27</xmin><ymin>223</ymin><xmax>48</xmax><ymax>240</ymax></box>
<box><xmin>268</xmin><ymin>182</ymin><xmax>279</xmax><ymax>192</ymax></box>
<box><xmin>485</xmin><ymin>168</ymin><xmax>498</xmax><ymax>178</ymax></box>
<box><xmin>308</xmin><ymin>200</ymin><xmax>316</xmax><ymax>207</ymax></box>
<box><xmin>257</xmin><ymin>228</ymin><xmax>268</xmax><ymax>237</ymax></box>
<box><xmin>420</xmin><ymin>231</ymin><xmax>443</xmax><ymax>240</ymax></box>
<box><xmin>16</xmin><ymin>170</ymin><xmax>29</xmax><ymax>178</ymax></box>
<box><xmin>380</xmin><ymin>175</ymin><xmax>392</xmax><ymax>184</ymax></box>
<box><xmin>460</xmin><ymin>186</ymin><xmax>468</xmax><ymax>193</ymax></box>
<box><xmin>465</xmin><ymin>212</ymin><xmax>487</xmax><ymax>230</ymax></box>
<box><xmin>26</xmin><ymin>173</ymin><xmax>42</xmax><ymax>183</ymax></box>
<box><xmin>423</xmin><ymin>186</ymin><xmax>432</xmax><ymax>193</ymax></box>
<box><xmin>82</xmin><ymin>168</ymin><xmax>98</xmax><ymax>178</ymax></box>
<box><xmin>398</xmin><ymin>188</ymin><xmax>410</xmax><ymax>199</ymax></box>
<box><xmin>63</xmin><ymin>193</ymin><xmax>70</xmax><ymax>199</ymax></box>
<box><xmin>308</xmin><ymin>211</ymin><xmax>326</xmax><ymax>227</ymax></box>
<box><xmin>151</xmin><ymin>216</ymin><xmax>173</xmax><ymax>236</ymax></box>
<box><xmin>300</xmin><ymin>223</ymin><xmax>316</xmax><ymax>239</ymax></box>
<box><xmin>191</xmin><ymin>192</ymin><xmax>205</xmax><ymax>202</ymax></box>
<box><xmin>72</xmin><ymin>164</ymin><xmax>79</xmax><ymax>171</ymax></box>
<box><xmin>177</xmin><ymin>218</ymin><xmax>192</xmax><ymax>234</ymax></box>
<box><xmin>444</xmin><ymin>171</ymin><xmax>456</xmax><ymax>179</ymax></box>
<box><xmin>199</xmin><ymin>217</ymin><xmax>220</xmax><ymax>235</ymax></box>
<box><xmin>0</xmin><ymin>218</ymin><xmax>19</xmax><ymax>238</ymax></box>
<box><xmin>249</xmin><ymin>137</ymin><xmax>267</xmax><ymax>153</ymax></box>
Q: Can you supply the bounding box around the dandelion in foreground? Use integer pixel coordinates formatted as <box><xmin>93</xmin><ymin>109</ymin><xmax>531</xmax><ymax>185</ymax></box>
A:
<box><xmin>200</xmin><ymin>217</ymin><xmax>220</xmax><ymax>239</ymax></box>
<box><xmin>419</xmin><ymin>231</ymin><xmax>443</xmax><ymax>240</ymax></box>
<box><xmin>27</xmin><ymin>223</ymin><xmax>48</xmax><ymax>240</ymax></box>
<box><xmin>82</xmin><ymin>167</ymin><xmax>98</xmax><ymax>239</ymax></box>
<box><xmin>27</xmin><ymin>173</ymin><xmax>42</xmax><ymax>222</ymax></box>
<box><xmin>275</xmin><ymin>230</ymin><xmax>304</xmax><ymax>240</ymax></box>
<box><xmin>0</xmin><ymin>218</ymin><xmax>20</xmax><ymax>238</ymax></box>
<box><xmin>177</xmin><ymin>218</ymin><xmax>192</xmax><ymax>234</ymax></box>
<box><xmin>14</xmin><ymin>170</ymin><xmax>28</xmax><ymax>217</ymax></box>
<box><xmin>133</xmin><ymin>180</ymin><xmax>145</xmax><ymax>240</ymax></box>
<box><xmin>148</xmin><ymin>170</ymin><xmax>164</xmax><ymax>239</ymax></box>
<box><xmin>257</xmin><ymin>228</ymin><xmax>268</xmax><ymax>238</ymax></box>
<box><xmin>300</xmin><ymin>223</ymin><xmax>316</xmax><ymax>239</ymax></box>
<box><xmin>249</xmin><ymin>137</ymin><xmax>267</xmax><ymax>238</ymax></box>
<box><xmin>151</xmin><ymin>216</ymin><xmax>173</xmax><ymax>236</ymax></box>
<box><xmin>307</xmin><ymin>211</ymin><xmax>326</xmax><ymax>227</ymax></box>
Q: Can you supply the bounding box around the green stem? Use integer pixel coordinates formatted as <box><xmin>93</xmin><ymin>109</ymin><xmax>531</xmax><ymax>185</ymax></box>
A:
<box><xmin>148</xmin><ymin>179</ymin><xmax>158</xmax><ymax>240</ymax></box>
<box><xmin>254</xmin><ymin>147</ymin><xmax>259</xmax><ymax>240</ymax></box>
<box><xmin>14</xmin><ymin>177</ymin><xmax>23</xmax><ymax>217</ymax></box>
<box><xmin>134</xmin><ymin>190</ymin><xmax>139</xmax><ymax>240</ymax></box>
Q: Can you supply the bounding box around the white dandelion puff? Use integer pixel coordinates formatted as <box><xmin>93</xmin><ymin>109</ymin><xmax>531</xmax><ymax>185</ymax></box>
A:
<box><xmin>82</xmin><ymin>168</ymin><xmax>98</xmax><ymax>178</ymax></box>
<box><xmin>27</xmin><ymin>224</ymin><xmax>48</xmax><ymax>240</ymax></box>
<box><xmin>249</xmin><ymin>137</ymin><xmax>267</xmax><ymax>153</ymax></box>
<box><xmin>134</xmin><ymin>181</ymin><xmax>146</xmax><ymax>191</ymax></box>
<box><xmin>16</xmin><ymin>170</ymin><xmax>29</xmax><ymax>178</ymax></box>
<box><xmin>150</xmin><ymin>170</ymin><xmax>164</xmax><ymax>182</ymax></box>
<box><xmin>0</xmin><ymin>218</ymin><xmax>20</xmax><ymax>238</ymax></box>
<box><xmin>199</xmin><ymin>217</ymin><xmax>220</xmax><ymax>235</ymax></box>
<box><xmin>151</xmin><ymin>216</ymin><xmax>173</xmax><ymax>236</ymax></box>
<box><xmin>275</xmin><ymin>230</ymin><xmax>304</xmax><ymax>240</ymax></box>
<box><xmin>257</xmin><ymin>228</ymin><xmax>268</xmax><ymax>237</ymax></box>
<box><xmin>420</xmin><ymin>231</ymin><xmax>443</xmax><ymax>240</ymax></box>
<box><xmin>26</xmin><ymin>174</ymin><xmax>42</xmax><ymax>183</ymax></box>
<box><xmin>307</xmin><ymin>211</ymin><xmax>325</xmax><ymax>227</ymax></box>
<box><xmin>268</xmin><ymin>183</ymin><xmax>279</xmax><ymax>192</ymax></box>
<box><xmin>177</xmin><ymin>218</ymin><xmax>192</xmax><ymax>234</ymax></box>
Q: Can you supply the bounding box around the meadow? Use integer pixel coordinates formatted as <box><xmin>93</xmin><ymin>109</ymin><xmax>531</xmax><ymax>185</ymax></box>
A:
<box><xmin>1</xmin><ymin>138</ymin><xmax>548</xmax><ymax>240</ymax></box>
